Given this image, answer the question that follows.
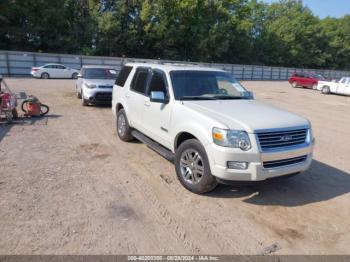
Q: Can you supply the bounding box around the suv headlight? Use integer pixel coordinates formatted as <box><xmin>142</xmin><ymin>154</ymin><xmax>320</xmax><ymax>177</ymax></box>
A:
<box><xmin>306</xmin><ymin>127</ymin><xmax>313</xmax><ymax>144</ymax></box>
<box><xmin>84</xmin><ymin>83</ymin><xmax>97</xmax><ymax>89</ymax></box>
<box><xmin>212</xmin><ymin>127</ymin><xmax>251</xmax><ymax>151</ymax></box>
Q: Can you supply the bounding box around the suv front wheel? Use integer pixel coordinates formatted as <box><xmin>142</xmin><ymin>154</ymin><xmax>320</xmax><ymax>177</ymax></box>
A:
<box><xmin>175</xmin><ymin>139</ymin><xmax>218</xmax><ymax>194</ymax></box>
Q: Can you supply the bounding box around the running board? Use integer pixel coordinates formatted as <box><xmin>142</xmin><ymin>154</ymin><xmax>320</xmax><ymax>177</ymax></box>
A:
<box><xmin>131</xmin><ymin>130</ymin><xmax>175</xmax><ymax>162</ymax></box>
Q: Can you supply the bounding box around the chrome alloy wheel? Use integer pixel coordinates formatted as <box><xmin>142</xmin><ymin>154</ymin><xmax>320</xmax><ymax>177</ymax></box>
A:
<box><xmin>180</xmin><ymin>149</ymin><xmax>204</xmax><ymax>184</ymax></box>
<box><xmin>118</xmin><ymin>113</ymin><xmax>127</xmax><ymax>136</ymax></box>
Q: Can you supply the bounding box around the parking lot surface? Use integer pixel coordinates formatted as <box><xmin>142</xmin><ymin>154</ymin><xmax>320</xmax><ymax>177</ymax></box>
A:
<box><xmin>0</xmin><ymin>79</ymin><xmax>349</xmax><ymax>254</ymax></box>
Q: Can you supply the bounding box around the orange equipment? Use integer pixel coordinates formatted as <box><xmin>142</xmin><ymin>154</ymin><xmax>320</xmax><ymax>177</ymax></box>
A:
<box><xmin>21</xmin><ymin>96</ymin><xmax>49</xmax><ymax>117</ymax></box>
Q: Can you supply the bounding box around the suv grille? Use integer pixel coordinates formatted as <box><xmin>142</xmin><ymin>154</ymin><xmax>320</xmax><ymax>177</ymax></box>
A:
<box><xmin>95</xmin><ymin>92</ymin><xmax>112</xmax><ymax>101</ymax></box>
<box><xmin>98</xmin><ymin>85</ymin><xmax>113</xmax><ymax>89</ymax></box>
<box><xmin>263</xmin><ymin>155</ymin><xmax>307</xmax><ymax>169</ymax></box>
<box><xmin>257</xmin><ymin>129</ymin><xmax>307</xmax><ymax>151</ymax></box>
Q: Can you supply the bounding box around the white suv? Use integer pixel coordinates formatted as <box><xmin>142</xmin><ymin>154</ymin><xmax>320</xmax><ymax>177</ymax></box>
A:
<box><xmin>112</xmin><ymin>63</ymin><xmax>315</xmax><ymax>194</ymax></box>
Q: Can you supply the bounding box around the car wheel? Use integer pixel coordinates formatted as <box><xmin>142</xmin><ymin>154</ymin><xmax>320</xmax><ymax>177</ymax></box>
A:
<box><xmin>322</xmin><ymin>86</ymin><xmax>330</xmax><ymax>94</ymax></box>
<box><xmin>292</xmin><ymin>81</ymin><xmax>298</xmax><ymax>88</ymax></box>
<box><xmin>76</xmin><ymin>86</ymin><xmax>82</xmax><ymax>99</ymax></box>
<box><xmin>81</xmin><ymin>91</ymin><xmax>89</xmax><ymax>106</ymax></box>
<box><xmin>312</xmin><ymin>83</ymin><xmax>318</xmax><ymax>90</ymax></box>
<box><xmin>72</xmin><ymin>73</ymin><xmax>78</xmax><ymax>79</ymax></box>
<box><xmin>5</xmin><ymin>112</ymin><xmax>13</xmax><ymax>123</ymax></box>
<box><xmin>116</xmin><ymin>109</ymin><xmax>134</xmax><ymax>142</ymax></box>
<box><xmin>175</xmin><ymin>139</ymin><xmax>218</xmax><ymax>194</ymax></box>
<box><xmin>41</xmin><ymin>72</ymin><xmax>49</xmax><ymax>79</ymax></box>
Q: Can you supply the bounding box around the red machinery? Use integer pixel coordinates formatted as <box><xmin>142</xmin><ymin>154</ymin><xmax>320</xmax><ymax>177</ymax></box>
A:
<box><xmin>0</xmin><ymin>76</ymin><xmax>18</xmax><ymax>123</ymax></box>
<box><xmin>21</xmin><ymin>95</ymin><xmax>49</xmax><ymax>117</ymax></box>
<box><xmin>0</xmin><ymin>75</ymin><xmax>49</xmax><ymax>122</ymax></box>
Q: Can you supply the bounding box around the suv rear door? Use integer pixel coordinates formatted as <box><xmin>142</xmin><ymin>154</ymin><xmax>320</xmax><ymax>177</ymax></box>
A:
<box><xmin>127</xmin><ymin>67</ymin><xmax>151</xmax><ymax>132</ymax></box>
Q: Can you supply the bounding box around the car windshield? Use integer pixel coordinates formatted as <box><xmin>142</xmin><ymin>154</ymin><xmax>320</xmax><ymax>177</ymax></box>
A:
<box><xmin>170</xmin><ymin>70</ymin><xmax>250</xmax><ymax>100</ymax></box>
<box><xmin>313</xmin><ymin>74</ymin><xmax>325</xmax><ymax>80</ymax></box>
<box><xmin>84</xmin><ymin>68</ymin><xmax>117</xmax><ymax>79</ymax></box>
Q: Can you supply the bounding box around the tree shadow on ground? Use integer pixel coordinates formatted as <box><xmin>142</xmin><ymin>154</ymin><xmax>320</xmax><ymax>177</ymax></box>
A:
<box><xmin>0</xmin><ymin>114</ymin><xmax>61</xmax><ymax>142</ymax></box>
<box><xmin>206</xmin><ymin>160</ymin><xmax>350</xmax><ymax>207</ymax></box>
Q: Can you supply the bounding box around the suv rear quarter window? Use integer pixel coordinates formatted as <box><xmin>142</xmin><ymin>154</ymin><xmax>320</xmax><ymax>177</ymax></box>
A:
<box><xmin>130</xmin><ymin>68</ymin><xmax>149</xmax><ymax>95</ymax></box>
<box><xmin>115</xmin><ymin>66</ymin><xmax>133</xmax><ymax>87</ymax></box>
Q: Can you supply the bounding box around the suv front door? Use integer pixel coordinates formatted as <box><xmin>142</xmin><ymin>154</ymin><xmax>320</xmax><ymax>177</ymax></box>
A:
<box><xmin>143</xmin><ymin>69</ymin><xmax>172</xmax><ymax>149</ymax></box>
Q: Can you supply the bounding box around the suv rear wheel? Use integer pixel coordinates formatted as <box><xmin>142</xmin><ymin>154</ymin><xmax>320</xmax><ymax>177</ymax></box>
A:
<box><xmin>117</xmin><ymin>109</ymin><xmax>134</xmax><ymax>141</ymax></box>
<box><xmin>175</xmin><ymin>139</ymin><xmax>218</xmax><ymax>194</ymax></box>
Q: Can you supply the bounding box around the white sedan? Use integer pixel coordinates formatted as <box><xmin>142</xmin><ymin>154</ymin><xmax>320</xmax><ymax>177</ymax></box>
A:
<box><xmin>30</xmin><ymin>64</ymin><xmax>79</xmax><ymax>79</ymax></box>
<box><xmin>317</xmin><ymin>77</ymin><xmax>350</xmax><ymax>96</ymax></box>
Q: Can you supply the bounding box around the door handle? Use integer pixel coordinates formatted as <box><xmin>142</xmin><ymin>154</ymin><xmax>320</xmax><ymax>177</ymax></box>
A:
<box><xmin>125</xmin><ymin>94</ymin><xmax>130</xmax><ymax>98</ymax></box>
<box><xmin>144</xmin><ymin>101</ymin><xmax>150</xmax><ymax>107</ymax></box>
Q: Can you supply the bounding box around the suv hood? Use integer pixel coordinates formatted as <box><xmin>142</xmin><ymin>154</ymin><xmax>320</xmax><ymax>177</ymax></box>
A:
<box><xmin>182</xmin><ymin>100</ymin><xmax>309</xmax><ymax>133</ymax></box>
<box><xmin>83</xmin><ymin>79</ymin><xmax>115</xmax><ymax>87</ymax></box>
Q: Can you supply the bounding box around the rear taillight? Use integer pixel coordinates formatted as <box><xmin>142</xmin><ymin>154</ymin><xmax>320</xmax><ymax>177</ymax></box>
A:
<box><xmin>32</xmin><ymin>68</ymin><xmax>39</xmax><ymax>71</ymax></box>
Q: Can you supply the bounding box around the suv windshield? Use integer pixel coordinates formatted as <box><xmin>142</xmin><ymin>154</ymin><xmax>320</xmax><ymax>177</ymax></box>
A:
<box><xmin>84</xmin><ymin>68</ymin><xmax>117</xmax><ymax>79</ymax></box>
<box><xmin>170</xmin><ymin>70</ymin><xmax>250</xmax><ymax>100</ymax></box>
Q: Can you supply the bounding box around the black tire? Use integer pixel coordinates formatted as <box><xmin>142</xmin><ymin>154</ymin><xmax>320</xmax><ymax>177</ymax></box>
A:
<box><xmin>41</xmin><ymin>72</ymin><xmax>49</xmax><ymax>79</ymax></box>
<box><xmin>21</xmin><ymin>100</ymin><xmax>28</xmax><ymax>113</ymax></box>
<box><xmin>72</xmin><ymin>73</ymin><xmax>78</xmax><ymax>79</ymax></box>
<box><xmin>175</xmin><ymin>139</ymin><xmax>218</xmax><ymax>194</ymax></box>
<box><xmin>40</xmin><ymin>104</ymin><xmax>49</xmax><ymax>116</ymax></box>
<box><xmin>291</xmin><ymin>81</ymin><xmax>298</xmax><ymax>88</ymax></box>
<box><xmin>322</xmin><ymin>86</ymin><xmax>330</xmax><ymax>94</ymax></box>
<box><xmin>5</xmin><ymin>112</ymin><xmax>13</xmax><ymax>123</ymax></box>
<box><xmin>81</xmin><ymin>91</ymin><xmax>89</xmax><ymax>106</ymax></box>
<box><xmin>116</xmin><ymin>109</ymin><xmax>134</xmax><ymax>142</ymax></box>
<box><xmin>12</xmin><ymin>108</ymin><xmax>18</xmax><ymax>119</ymax></box>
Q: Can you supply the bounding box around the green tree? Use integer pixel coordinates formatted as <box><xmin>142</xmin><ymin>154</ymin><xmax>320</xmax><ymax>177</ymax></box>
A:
<box><xmin>0</xmin><ymin>0</ymin><xmax>350</xmax><ymax>69</ymax></box>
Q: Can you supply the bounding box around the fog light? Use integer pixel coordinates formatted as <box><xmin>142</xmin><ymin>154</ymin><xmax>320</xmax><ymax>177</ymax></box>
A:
<box><xmin>227</xmin><ymin>161</ymin><xmax>248</xmax><ymax>170</ymax></box>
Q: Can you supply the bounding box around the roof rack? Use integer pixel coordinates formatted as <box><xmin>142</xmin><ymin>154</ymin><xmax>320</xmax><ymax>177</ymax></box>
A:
<box><xmin>161</xmin><ymin>62</ymin><xmax>200</xmax><ymax>66</ymax></box>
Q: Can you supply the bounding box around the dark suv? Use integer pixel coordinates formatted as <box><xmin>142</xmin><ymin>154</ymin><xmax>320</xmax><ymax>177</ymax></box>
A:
<box><xmin>288</xmin><ymin>73</ymin><xmax>325</xmax><ymax>89</ymax></box>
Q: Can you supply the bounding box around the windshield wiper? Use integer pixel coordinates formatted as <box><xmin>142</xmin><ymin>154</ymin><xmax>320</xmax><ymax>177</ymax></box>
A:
<box><xmin>180</xmin><ymin>96</ymin><xmax>217</xmax><ymax>100</ymax></box>
<box><xmin>212</xmin><ymin>95</ymin><xmax>246</xmax><ymax>100</ymax></box>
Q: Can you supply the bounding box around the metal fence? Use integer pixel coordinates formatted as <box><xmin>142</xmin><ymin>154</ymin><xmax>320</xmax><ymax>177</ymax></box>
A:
<box><xmin>1</xmin><ymin>50</ymin><xmax>349</xmax><ymax>80</ymax></box>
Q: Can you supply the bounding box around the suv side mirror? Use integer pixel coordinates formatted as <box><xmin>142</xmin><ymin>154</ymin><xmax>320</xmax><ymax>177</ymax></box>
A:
<box><xmin>150</xmin><ymin>91</ymin><xmax>168</xmax><ymax>103</ymax></box>
<box><xmin>77</xmin><ymin>73</ymin><xmax>82</xmax><ymax>78</ymax></box>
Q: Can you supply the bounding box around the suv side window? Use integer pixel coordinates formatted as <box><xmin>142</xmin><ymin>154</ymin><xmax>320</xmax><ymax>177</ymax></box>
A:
<box><xmin>115</xmin><ymin>66</ymin><xmax>133</xmax><ymax>87</ymax></box>
<box><xmin>131</xmin><ymin>68</ymin><xmax>149</xmax><ymax>95</ymax></box>
<box><xmin>148</xmin><ymin>70</ymin><xmax>168</xmax><ymax>96</ymax></box>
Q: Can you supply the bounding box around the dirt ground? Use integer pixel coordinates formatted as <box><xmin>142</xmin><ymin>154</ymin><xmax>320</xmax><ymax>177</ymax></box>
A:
<box><xmin>0</xmin><ymin>78</ymin><xmax>349</xmax><ymax>255</ymax></box>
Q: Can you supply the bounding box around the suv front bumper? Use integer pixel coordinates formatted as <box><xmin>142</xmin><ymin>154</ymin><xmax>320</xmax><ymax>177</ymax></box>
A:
<box><xmin>205</xmin><ymin>140</ymin><xmax>314</xmax><ymax>181</ymax></box>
